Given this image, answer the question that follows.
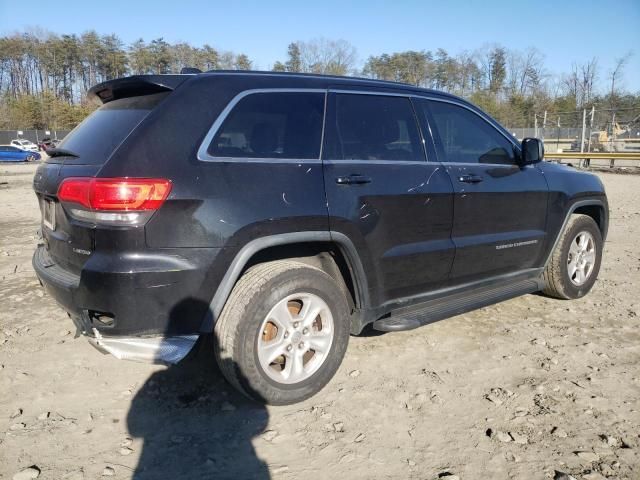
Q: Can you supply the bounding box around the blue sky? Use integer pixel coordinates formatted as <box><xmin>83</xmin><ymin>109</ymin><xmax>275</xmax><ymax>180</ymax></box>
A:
<box><xmin>1</xmin><ymin>0</ymin><xmax>639</xmax><ymax>91</ymax></box>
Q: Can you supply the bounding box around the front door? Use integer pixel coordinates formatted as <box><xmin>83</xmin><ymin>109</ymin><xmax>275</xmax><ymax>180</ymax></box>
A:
<box><xmin>323</xmin><ymin>91</ymin><xmax>455</xmax><ymax>306</ymax></box>
<box><xmin>418</xmin><ymin>98</ymin><xmax>548</xmax><ymax>284</ymax></box>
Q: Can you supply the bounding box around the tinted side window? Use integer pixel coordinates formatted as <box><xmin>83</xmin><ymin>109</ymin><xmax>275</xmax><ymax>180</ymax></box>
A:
<box><xmin>424</xmin><ymin>100</ymin><xmax>516</xmax><ymax>165</ymax></box>
<box><xmin>325</xmin><ymin>94</ymin><xmax>424</xmax><ymax>161</ymax></box>
<box><xmin>208</xmin><ymin>92</ymin><xmax>324</xmax><ymax>159</ymax></box>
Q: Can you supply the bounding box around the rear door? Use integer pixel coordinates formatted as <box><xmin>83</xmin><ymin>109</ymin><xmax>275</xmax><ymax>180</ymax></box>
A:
<box><xmin>323</xmin><ymin>91</ymin><xmax>455</xmax><ymax>306</ymax></box>
<box><xmin>194</xmin><ymin>89</ymin><xmax>329</xmax><ymax>247</ymax></box>
<box><xmin>417</xmin><ymin>98</ymin><xmax>548</xmax><ymax>283</ymax></box>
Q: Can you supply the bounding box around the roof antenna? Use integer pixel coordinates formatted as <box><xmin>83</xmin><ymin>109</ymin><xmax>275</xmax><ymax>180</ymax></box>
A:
<box><xmin>180</xmin><ymin>67</ymin><xmax>202</xmax><ymax>74</ymax></box>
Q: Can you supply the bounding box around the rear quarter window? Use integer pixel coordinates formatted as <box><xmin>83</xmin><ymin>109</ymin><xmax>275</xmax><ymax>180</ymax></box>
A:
<box><xmin>207</xmin><ymin>92</ymin><xmax>325</xmax><ymax>160</ymax></box>
<box><xmin>51</xmin><ymin>92</ymin><xmax>168</xmax><ymax>165</ymax></box>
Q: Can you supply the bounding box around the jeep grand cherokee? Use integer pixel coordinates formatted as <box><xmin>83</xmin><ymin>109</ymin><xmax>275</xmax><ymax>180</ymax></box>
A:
<box><xmin>33</xmin><ymin>71</ymin><xmax>608</xmax><ymax>404</ymax></box>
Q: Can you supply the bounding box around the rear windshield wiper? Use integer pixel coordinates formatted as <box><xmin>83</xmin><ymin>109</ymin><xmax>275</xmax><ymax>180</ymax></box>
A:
<box><xmin>47</xmin><ymin>148</ymin><xmax>79</xmax><ymax>158</ymax></box>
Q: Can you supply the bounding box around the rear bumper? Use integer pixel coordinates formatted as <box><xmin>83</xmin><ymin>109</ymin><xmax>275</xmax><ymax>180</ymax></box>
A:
<box><xmin>32</xmin><ymin>244</ymin><xmax>221</xmax><ymax>338</ymax></box>
<box><xmin>32</xmin><ymin>245</ymin><xmax>81</xmax><ymax>316</ymax></box>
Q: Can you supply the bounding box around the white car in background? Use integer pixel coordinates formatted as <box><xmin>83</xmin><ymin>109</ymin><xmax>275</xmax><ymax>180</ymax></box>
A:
<box><xmin>10</xmin><ymin>139</ymin><xmax>39</xmax><ymax>152</ymax></box>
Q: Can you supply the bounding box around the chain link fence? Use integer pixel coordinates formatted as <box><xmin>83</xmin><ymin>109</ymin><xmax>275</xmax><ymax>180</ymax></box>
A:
<box><xmin>508</xmin><ymin>107</ymin><xmax>640</xmax><ymax>156</ymax></box>
<box><xmin>0</xmin><ymin>130</ymin><xmax>71</xmax><ymax>145</ymax></box>
<box><xmin>3</xmin><ymin>107</ymin><xmax>639</xmax><ymax>169</ymax></box>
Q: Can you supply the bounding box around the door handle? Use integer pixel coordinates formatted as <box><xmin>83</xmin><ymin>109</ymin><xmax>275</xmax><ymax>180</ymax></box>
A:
<box><xmin>335</xmin><ymin>174</ymin><xmax>372</xmax><ymax>185</ymax></box>
<box><xmin>458</xmin><ymin>174</ymin><xmax>483</xmax><ymax>184</ymax></box>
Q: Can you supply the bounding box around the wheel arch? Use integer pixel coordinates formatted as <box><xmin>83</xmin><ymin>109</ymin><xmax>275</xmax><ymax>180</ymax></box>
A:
<box><xmin>544</xmin><ymin>198</ymin><xmax>608</xmax><ymax>268</ymax></box>
<box><xmin>200</xmin><ymin>232</ymin><xmax>368</xmax><ymax>332</ymax></box>
<box><xmin>573</xmin><ymin>203</ymin><xmax>607</xmax><ymax>239</ymax></box>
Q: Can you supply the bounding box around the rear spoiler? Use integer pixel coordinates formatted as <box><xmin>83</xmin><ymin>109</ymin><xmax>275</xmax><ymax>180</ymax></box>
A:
<box><xmin>87</xmin><ymin>75</ymin><xmax>189</xmax><ymax>104</ymax></box>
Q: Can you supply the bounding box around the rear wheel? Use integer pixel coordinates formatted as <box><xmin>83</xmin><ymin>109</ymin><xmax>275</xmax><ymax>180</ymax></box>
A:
<box><xmin>26</xmin><ymin>155</ymin><xmax>35</xmax><ymax>162</ymax></box>
<box><xmin>542</xmin><ymin>214</ymin><xmax>602</xmax><ymax>299</ymax></box>
<box><xmin>214</xmin><ymin>260</ymin><xmax>350</xmax><ymax>405</ymax></box>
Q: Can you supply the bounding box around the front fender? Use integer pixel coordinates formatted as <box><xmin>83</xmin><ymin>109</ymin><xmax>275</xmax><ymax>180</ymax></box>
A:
<box><xmin>538</xmin><ymin>162</ymin><xmax>608</xmax><ymax>265</ymax></box>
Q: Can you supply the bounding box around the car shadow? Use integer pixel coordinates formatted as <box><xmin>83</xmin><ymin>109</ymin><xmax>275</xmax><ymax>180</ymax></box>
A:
<box><xmin>355</xmin><ymin>322</ymin><xmax>388</xmax><ymax>337</ymax></box>
<box><xmin>127</xmin><ymin>300</ymin><xmax>271</xmax><ymax>480</ymax></box>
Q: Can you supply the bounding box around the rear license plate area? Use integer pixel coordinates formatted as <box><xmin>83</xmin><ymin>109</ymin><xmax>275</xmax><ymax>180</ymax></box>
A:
<box><xmin>43</xmin><ymin>199</ymin><xmax>56</xmax><ymax>231</ymax></box>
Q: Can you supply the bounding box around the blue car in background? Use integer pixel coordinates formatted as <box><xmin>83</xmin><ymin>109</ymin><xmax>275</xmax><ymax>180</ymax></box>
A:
<box><xmin>0</xmin><ymin>145</ymin><xmax>41</xmax><ymax>162</ymax></box>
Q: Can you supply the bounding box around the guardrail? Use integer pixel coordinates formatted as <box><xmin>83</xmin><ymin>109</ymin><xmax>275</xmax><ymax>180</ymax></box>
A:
<box><xmin>545</xmin><ymin>152</ymin><xmax>640</xmax><ymax>160</ymax></box>
<box><xmin>544</xmin><ymin>151</ymin><xmax>640</xmax><ymax>168</ymax></box>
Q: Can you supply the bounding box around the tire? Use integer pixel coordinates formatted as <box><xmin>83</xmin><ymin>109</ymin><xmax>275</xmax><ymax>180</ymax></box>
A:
<box><xmin>214</xmin><ymin>260</ymin><xmax>350</xmax><ymax>405</ymax></box>
<box><xmin>26</xmin><ymin>155</ymin><xmax>34</xmax><ymax>162</ymax></box>
<box><xmin>542</xmin><ymin>214</ymin><xmax>602</xmax><ymax>299</ymax></box>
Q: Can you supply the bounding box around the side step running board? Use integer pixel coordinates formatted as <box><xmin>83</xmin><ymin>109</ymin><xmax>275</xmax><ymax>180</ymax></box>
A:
<box><xmin>373</xmin><ymin>278</ymin><xmax>541</xmax><ymax>332</ymax></box>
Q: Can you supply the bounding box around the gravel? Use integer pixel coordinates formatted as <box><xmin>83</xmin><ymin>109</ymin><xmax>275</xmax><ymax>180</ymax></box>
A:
<box><xmin>1</xmin><ymin>165</ymin><xmax>639</xmax><ymax>479</ymax></box>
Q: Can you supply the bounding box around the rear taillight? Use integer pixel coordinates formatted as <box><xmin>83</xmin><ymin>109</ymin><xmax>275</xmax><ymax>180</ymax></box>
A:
<box><xmin>58</xmin><ymin>178</ymin><xmax>171</xmax><ymax>226</ymax></box>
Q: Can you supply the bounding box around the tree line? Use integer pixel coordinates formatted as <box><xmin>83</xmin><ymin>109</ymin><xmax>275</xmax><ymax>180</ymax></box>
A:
<box><xmin>0</xmin><ymin>29</ymin><xmax>637</xmax><ymax>130</ymax></box>
<box><xmin>271</xmin><ymin>41</ymin><xmax>637</xmax><ymax>130</ymax></box>
<box><xmin>0</xmin><ymin>29</ymin><xmax>252</xmax><ymax>129</ymax></box>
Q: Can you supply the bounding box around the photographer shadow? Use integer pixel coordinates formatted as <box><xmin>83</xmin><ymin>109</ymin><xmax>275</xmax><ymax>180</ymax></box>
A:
<box><xmin>127</xmin><ymin>299</ymin><xmax>271</xmax><ymax>479</ymax></box>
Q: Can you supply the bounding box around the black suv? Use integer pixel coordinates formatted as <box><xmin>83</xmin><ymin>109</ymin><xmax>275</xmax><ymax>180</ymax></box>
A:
<box><xmin>33</xmin><ymin>71</ymin><xmax>608</xmax><ymax>404</ymax></box>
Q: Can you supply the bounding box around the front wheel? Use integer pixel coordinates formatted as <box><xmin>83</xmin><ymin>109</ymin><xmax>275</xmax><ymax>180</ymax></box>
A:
<box><xmin>214</xmin><ymin>260</ymin><xmax>350</xmax><ymax>405</ymax></box>
<box><xmin>542</xmin><ymin>214</ymin><xmax>603</xmax><ymax>299</ymax></box>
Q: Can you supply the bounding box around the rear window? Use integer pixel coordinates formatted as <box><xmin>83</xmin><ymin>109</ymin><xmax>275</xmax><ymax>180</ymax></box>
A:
<box><xmin>324</xmin><ymin>93</ymin><xmax>424</xmax><ymax>161</ymax></box>
<box><xmin>50</xmin><ymin>92</ymin><xmax>168</xmax><ymax>165</ymax></box>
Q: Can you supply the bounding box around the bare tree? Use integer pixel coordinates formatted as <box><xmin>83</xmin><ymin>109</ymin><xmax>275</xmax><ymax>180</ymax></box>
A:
<box><xmin>562</xmin><ymin>65</ymin><xmax>580</xmax><ymax>106</ymax></box>
<box><xmin>297</xmin><ymin>38</ymin><xmax>357</xmax><ymax>76</ymax></box>
<box><xmin>608</xmin><ymin>52</ymin><xmax>633</xmax><ymax>137</ymax></box>
<box><xmin>507</xmin><ymin>48</ymin><xmax>544</xmax><ymax>96</ymax></box>
<box><xmin>562</xmin><ymin>57</ymin><xmax>598</xmax><ymax>108</ymax></box>
<box><xmin>609</xmin><ymin>52</ymin><xmax>632</xmax><ymax>106</ymax></box>
<box><xmin>455</xmin><ymin>51</ymin><xmax>481</xmax><ymax>96</ymax></box>
<box><xmin>580</xmin><ymin>57</ymin><xmax>598</xmax><ymax>105</ymax></box>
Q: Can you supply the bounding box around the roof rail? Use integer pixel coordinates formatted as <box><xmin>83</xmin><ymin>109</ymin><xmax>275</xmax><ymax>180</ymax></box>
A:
<box><xmin>202</xmin><ymin>69</ymin><xmax>415</xmax><ymax>88</ymax></box>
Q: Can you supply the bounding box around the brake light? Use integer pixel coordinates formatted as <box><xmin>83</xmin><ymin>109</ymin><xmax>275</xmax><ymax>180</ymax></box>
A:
<box><xmin>58</xmin><ymin>178</ymin><xmax>171</xmax><ymax>211</ymax></box>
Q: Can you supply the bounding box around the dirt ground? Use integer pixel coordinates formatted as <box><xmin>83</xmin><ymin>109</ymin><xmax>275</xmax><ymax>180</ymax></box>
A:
<box><xmin>1</xmin><ymin>163</ymin><xmax>638</xmax><ymax>480</ymax></box>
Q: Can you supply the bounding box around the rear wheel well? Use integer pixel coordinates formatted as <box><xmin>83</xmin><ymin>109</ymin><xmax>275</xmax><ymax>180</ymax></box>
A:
<box><xmin>242</xmin><ymin>242</ymin><xmax>358</xmax><ymax>312</ymax></box>
<box><xmin>573</xmin><ymin>204</ymin><xmax>605</xmax><ymax>237</ymax></box>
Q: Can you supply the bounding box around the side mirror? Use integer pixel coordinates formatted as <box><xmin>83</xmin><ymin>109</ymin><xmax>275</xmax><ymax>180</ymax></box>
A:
<box><xmin>520</xmin><ymin>137</ymin><xmax>544</xmax><ymax>165</ymax></box>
